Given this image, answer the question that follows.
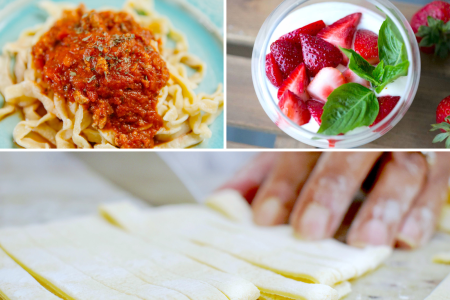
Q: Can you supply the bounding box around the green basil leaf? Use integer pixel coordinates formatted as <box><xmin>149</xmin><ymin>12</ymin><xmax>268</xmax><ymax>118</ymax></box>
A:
<box><xmin>378</xmin><ymin>16</ymin><xmax>408</xmax><ymax>66</ymax></box>
<box><xmin>372</xmin><ymin>60</ymin><xmax>385</xmax><ymax>82</ymax></box>
<box><xmin>318</xmin><ymin>83</ymin><xmax>379</xmax><ymax>135</ymax></box>
<box><xmin>446</xmin><ymin>136</ymin><xmax>450</xmax><ymax>148</ymax></box>
<box><xmin>340</xmin><ymin>47</ymin><xmax>378</xmax><ymax>85</ymax></box>
<box><xmin>374</xmin><ymin>60</ymin><xmax>409</xmax><ymax>93</ymax></box>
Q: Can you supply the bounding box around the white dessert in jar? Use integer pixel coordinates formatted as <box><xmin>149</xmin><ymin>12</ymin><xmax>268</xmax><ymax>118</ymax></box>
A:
<box><xmin>265</xmin><ymin>2</ymin><xmax>411</xmax><ymax>135</ymax></box>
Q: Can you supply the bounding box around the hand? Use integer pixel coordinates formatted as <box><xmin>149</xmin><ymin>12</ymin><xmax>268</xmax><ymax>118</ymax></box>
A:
<box><xmin>218</xmin><ymin>152</ymin><xmax>450</xmax><ymax>249</ymax></box>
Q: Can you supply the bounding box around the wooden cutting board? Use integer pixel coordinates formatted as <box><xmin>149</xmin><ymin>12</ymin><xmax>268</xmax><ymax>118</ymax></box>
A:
<box><xmin>227</xmin><ymin>0</ymin><xmax>450</xmax><ymax>148</ymax></box>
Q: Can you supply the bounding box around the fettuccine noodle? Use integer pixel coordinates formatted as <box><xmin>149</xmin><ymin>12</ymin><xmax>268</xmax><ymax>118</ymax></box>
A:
<box><xmin>0</xmin><ymin>0</ymin><xmax>223</xmax><ymax>149</ymax></box>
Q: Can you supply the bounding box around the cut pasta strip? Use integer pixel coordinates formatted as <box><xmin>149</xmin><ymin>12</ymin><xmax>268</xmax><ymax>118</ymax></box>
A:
<box><xmin>242</xmin><ymin>282</ymin><xmax>348</xmax><ymax>300</ymax></box>
<box><xmin>331</xmin><ymin>282</ymin><xmax>351</xmax><ymax>300</ymax></box>
<box><xmin>0</xmin><ymin>247</ymin><xmax>60</xmax><ymax>300</ymax></box>
<box><xmin>47</xmin><ymin>217</ymin><xmax>259</xmax><ymax>300</ymax></box>
<box><xmin>425</xmin><ymin>273</ymin><xmax>450</xmax><ymax>300</ymax></box>
<box><xmin>101</xmin><ymin>204</ymin><xmax>351</xmax><ymax>286</ymax></box>
<box><xmin>439</xmin><ymin>205</ymin><xmax>450</xmax><ymax>234</ymax></box>
<box><xmin>99</xmin><ymin>204</ymin><xmax>358</xmax><ymax>300</ymax></box>
<box><xmin>99</xmin><ymin>210</ymin><xmax>338</xmax><ymax>300</ymax></box>
<box><xmin>22</xmin><ymin>225</ymin><xmax>190</xmax><ymax>300</ymax></box>
<box><xmin>101</xmin><ymin>203</ymin><xmax>378</xmax><ymax>285</ymax></box>
<box><xmin>432</xmin><ymin>252</ymin><xmax>450</xmax><ymax>264</ymax></box>
<box><xmin>0</xmin><ymin>228</ymin><xmax>140</xmax><ymax>300</ymax></box>
<box><xmin>46</xmin><ymin>218</ymin><xmax>231</xmax><ymax>300</ymax></box>
<box><xmin>138</xmin><ymin>203</ymin><xmax>390</xmax><ymax>277</ymax></box>
<box><xmin>205</xmin><ymin>189</ymin><xmax>254</xmax><ymax>224</ymax></box>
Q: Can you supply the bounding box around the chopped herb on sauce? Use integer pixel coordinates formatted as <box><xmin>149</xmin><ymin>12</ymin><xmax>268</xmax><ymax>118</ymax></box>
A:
<box><xmin>32</xmin><ymin>4</ymin><xmax>169</xmax><ymax>148</ymax></box>
<box><xmin>135</xmin><ymin>9</ymin><xmax>147</xmax><ymax>16</ymax></box>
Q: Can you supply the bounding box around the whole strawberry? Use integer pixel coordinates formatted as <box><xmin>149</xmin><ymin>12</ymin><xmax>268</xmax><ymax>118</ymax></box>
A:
<box><xmin>411</xmin><ymin>1</ymin><xmax>450</xmax><ymax>58</ymax></box>
<box><xmin>430</xmin><ymin>95</ymin><xmax>450</xmax><ymax>148</ymax></box>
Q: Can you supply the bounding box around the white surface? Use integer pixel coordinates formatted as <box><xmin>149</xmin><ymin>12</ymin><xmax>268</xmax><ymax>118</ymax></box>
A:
<box><xmin>158</xmin><ymin>152</ymin><xmax>256</xmax><ymax>201</ymax></box>
<box><xmin>0</xmin><ymin>153</ymin><xmax>142</xmax><ymax>227</ymax></box>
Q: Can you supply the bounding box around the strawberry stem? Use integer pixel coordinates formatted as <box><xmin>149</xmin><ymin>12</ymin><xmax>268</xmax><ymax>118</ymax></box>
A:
<box><xmin>417</xmin><ymin>16</ymin><xmax>450</xmax><ymax>59</ymax></box>
<box><xmin>431</xmin><ymin>116</ymin><xmax>450</xmax><ymax>148</ymax></box>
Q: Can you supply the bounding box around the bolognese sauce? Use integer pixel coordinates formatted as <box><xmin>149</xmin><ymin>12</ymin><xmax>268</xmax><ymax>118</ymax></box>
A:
<box><xmin>32</xmin><ymin>5</ymin><xmax>169</xmax><ymax>148</ymax></box>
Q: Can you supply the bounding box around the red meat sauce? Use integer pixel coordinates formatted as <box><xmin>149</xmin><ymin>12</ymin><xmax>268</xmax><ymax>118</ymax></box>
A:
<box><xmin>32</xmin><ymin>5</ymin><xmax>170</xmax><ymax>148</ymax></box>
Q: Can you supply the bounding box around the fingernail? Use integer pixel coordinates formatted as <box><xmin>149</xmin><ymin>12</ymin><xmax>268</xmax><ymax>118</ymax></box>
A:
<box><xmin>397</xmin><ymin>208</ymin><xmax>434</xmax><ymax>249</ymax></box>
<box><xmin>254</xmin><ymin>197</ymin><xmax>281</xmax><ymax>226</ymax></box>
<box><xmin>350</xmin><ymin>219</ymin><xmax>389</xmax><ymax>247</ymax></box>
<box><xmin>295</xmin><ymin>202</ymin><xmax>331</xmax><ymax>240</ymax></box>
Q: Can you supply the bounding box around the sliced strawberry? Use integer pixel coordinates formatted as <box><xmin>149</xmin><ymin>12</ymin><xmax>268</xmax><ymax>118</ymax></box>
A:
<box><xmin>299</xmin><ymin>34</ymin><xmax>342</xmax><ymax>76</ymax></box>
<box><xmin>306</xmin><ymin>67</ymin><xmax>346</xmax><ymax>102</ymax></box>
<box><xmin>371</xmin><ymin>96</ymin><xmax>401</xmax><ymax>126</ymax></box>
<box><xmin>277</xmin><ymin>63</ymin><xmax>310</xmax><ymax>101</ymax></box>
<box><xmin>270</xmin><ymin>40</ymin><xmax>303</xmax><ymax>77</ymax></box>
<box><xmin>266</xmin><ymin>53</ymin><xmax>284</xmax><ymax>87</ymax></box>
<box><xmin>280</xmin><ymin>20</ymin><xmax>326</xmax><ymax>43</ymax></box>
<box><xmin>278</xmin><ymin>90</ymin><xmax>311</xmax><ymax>126</ymax></box>
<box><xmin>307</xmin><ymin>100</ymin><xmax>324</xmax><ymax>125</ymax></box>
<box><xmin>354</xmin><ymin>29</ymin><xmax>379</xmax><ymax>64</ymax></box>
<box><xmin>342</xmin><ymin>68</ymin><xmax>370</xmax><ymax>88</ymax></box>
<box><xmin>317</xmin><ymin>13</ymin><xmax>362</xmax><ymax>63</ymax></box>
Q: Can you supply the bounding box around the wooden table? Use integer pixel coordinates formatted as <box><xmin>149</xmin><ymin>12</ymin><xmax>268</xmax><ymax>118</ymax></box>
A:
<box><xmin>227</xmin><ymin>0</ymin><xmax>450</xmax><ymax>148</ymax></box>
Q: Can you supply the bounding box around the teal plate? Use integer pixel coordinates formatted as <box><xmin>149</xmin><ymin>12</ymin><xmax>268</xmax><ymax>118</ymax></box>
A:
<box><xmin>0</xmin><ymin>0</ymin><xmax>224</xmax><ymax>149</ymax></box>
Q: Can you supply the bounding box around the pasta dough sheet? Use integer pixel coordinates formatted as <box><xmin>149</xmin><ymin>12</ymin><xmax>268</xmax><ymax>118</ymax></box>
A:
<box><xmin>0</xmin><ymin>201</ymin><xmax>391</xmax><ymax>300</ymax></box>
<box><xmin>100</xmin><ymin>202</ymin><xmax>391</xmax><ymax>285</ymax></box>
<box><xmin>100</xmin><ymin>205</ymin><xmax>338</xmax><ymax>300</ymax></box>
<box><xmin>46</xmin><ymin>217</ymin><xmax>259</xmax><ymax>300</ymax></box>
<box><xmin>22</xmin><ymin>225</ymin><xmax>190</xmax><ymax>300</ymax></box>
<box><xmin>425</xmin><ymin>273</ymin><xmax>450</xmax><ymax>300</ymax></box>
<box><xmin>144</xmin><ymin>204</ymin><xmax>390</xmax><ymax>276</ymax></box>
<box><xmin>0</xmin><ymin>228</ymin><xmax>139</xmax><ymax>300</ymax></box>
<box><xmin>102</xmin><ymin>204</ymin><xmax>343</xmax><ymax>285</ymax></box>
<box><xmin>0</xmin><ymin>247</ymin><xmax>60</xmax><ymax>300</ymax></box>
